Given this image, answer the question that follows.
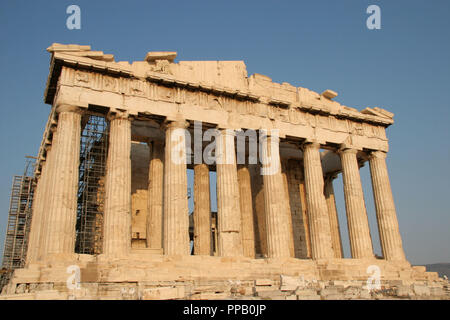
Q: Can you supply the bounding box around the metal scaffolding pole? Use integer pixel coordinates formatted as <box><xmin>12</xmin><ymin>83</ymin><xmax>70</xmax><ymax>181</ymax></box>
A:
<box><xmin>0</xmin><ymin>157</ymin><xmax>35</xmax><ymax>290</ymax></box>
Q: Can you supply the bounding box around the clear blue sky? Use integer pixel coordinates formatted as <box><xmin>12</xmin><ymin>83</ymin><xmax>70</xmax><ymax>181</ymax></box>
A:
<box><xmin>0</xmin><ymin>0</ymin><xmax>448</xmax><ymax>265</ymax></box>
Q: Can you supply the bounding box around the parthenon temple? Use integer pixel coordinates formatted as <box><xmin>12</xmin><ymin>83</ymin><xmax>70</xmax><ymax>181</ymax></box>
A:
<box><xmin>0</xmin><ymin>44</ymin><xmax>448</xmax><ymax>300</ymax></box>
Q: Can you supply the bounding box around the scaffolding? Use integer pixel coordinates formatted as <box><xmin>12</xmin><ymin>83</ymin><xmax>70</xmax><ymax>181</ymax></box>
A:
<box><xmin>75</xmin><ymin>114</ymin><xmax>109</xmax><ymax>255</ymax></box>
<box><xmin>0</xmin><ymin>157</ymin><xmax>35</xmax><ymax>290</ymax></box>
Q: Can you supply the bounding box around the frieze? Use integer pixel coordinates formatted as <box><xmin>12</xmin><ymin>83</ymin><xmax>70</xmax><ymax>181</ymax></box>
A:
<box><xmin>57</xmin><ymin>66</ymin><xmax>389</xmax><ymax>141</ymax></box>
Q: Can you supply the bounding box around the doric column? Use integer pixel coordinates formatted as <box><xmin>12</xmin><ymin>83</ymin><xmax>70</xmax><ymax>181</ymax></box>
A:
<box><xmin>281</xmin><ymin>160</ymin><xmax>295</xmax><ymax>257</ymax></box>
<box><xmin>103</xmin><ymin>111</ymin><xmax>132</xmax><ymax>257</ymax></box>
<box><xmin>193</xmin><ymin>163</ymin><xmax>212</xmax><ymax>255</ymax></box>
<box><xmin>339</xmin><ymin>148</ymin><xmax>374</xmax><ymax>259</ymax></box>
<box><xmin>324</xmin><ymin>175</ymin><xmax>343</xmax><ymax>258</ymax></box>
<box><xmin>42</xmin><ymin>105</ymin><xmax>81</xmax><ymax>258</ymax></box>
<box><xmin>216</xmin><ymin>128</ymin><xmax>243</xmax><ymax>256</ymax></box>
<box><xmin>260</xmin><ymin>132</ymin><xmax>291</xmax><ymax>258</ymax></box>
<box><xmin>26</xmin><ymin>178</ymin><xmax>42</xmax><ymax>264</ymax></box>
<box><xmin>249</xmin><ymin>164</ymin><xmax>267</xmax><ymax>257</ymax></box>
<box><xmin>302</xmin><ymin>142</ymin><xmax>333</xmax><ymax>259</ymax></box>
<box><xmin>163</xmin><ymin>120</ymin><xmax>190</xmax><ymax>255</ymax></box>
<box><xmin>146</xmin><ymin>140</ymin><xmax>164</xmax><ymax>249</ymax></box>
<box><xmin>283</xmin><ymin>159</ymin><xmax>311</xmax><ymax>259</ymax></box>
<box><xmin>37</xmin><ymin>130</ymin><xmax>58</xmax><ymax>260</ymax></box>
<box><xmin>26</xmin><ymin>147</ymin><xmax>50</xmax><ymax>263</ymax></box>
<box><xmin>369</xmin><ymin>151</ymin><xmax>406</xmax><ymax>261</ymax></box>
<box><xmin>237</xmin><ymin>165</ymin><xmax>256</xmax><ymax>258</ymax></box>
<box><xmin>299</xmin><ymin>170</ymin><xmax>312</xmax><ymax>258</ymax></box>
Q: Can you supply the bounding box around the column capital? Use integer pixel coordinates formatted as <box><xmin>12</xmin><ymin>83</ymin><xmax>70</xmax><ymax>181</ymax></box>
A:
<box><xmin>259</xmin><ymin>131</ymin><xmax>281</xmax><ymax>148</ymax></box>
<box><xmin>338</xmin><ymin>147</ymin><xmax>358</xmax><ymax>155</ymax></box>
<box><xmin>302</xmin><ymin>141</ymin><xmax>321</xmax><ymax>150</ymax></box>
<box><xmin>55</xmin><ymin>104</ymin><xmax>82</xmax><ymax>115</ymax></box>
<box><xmin>369</xmin><ymin>150</ymin><xmax>387</xmax><ymax>160</ymax></box>
<box><xmin>258</xmin><ymin>128</ymin><xmax>280</xmax><ymax>137</ymax></box>
<box><xmin>217</xmin><ymin>127</ymin><xmax>236</xmax><ymax>136</ymax></box>
<box><xmin>107</xmin><ymin>110</ymin><xmax>131</xmax><ymax>122</ymax></box>
<box><xmin>163</xmin><ymin>119</ymin><xmax>189</xmax><ymax>130</ymax></box>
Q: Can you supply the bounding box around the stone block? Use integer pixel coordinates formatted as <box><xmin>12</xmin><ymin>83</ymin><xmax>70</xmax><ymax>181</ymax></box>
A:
<box><xmin>330</xmin><ymin>280</ymin><xmax>351</xmax><ymax>288</ymax></box>
<box><xmin>413</xmin><ymin>284</ymin><xmax>431</xmax><ymax>296</ymax></box>
<box><xmin>280</xmin><ymin>275</ymin><xmax>301</xmax><ymax>287</ymax></box>
<box><xmin>429</xmin><ymin>286</ymin><xmax>444</xmax><ymax>296</ymax></box>
<box><xmin>425</xmin><ymin>272</ymin><xmax>439</xmax><ymax>281</ymax></box>
<box><xmin>295</xmin><ymin>288</ymin><xmax>318</xmax><ymax>296</ymax></box>
<box><xmin>255</xmin><ymin>279</ymin><xmax>274</xmax><ymax>286</ymax></box>
<box><xmin>398</xmin><ymin>271</ymin><xmax>412</xmax><ymax>280</ymax></box>
<box><xmin>190</xmin><ymin>292</ymin><xmax>229</xmax><ymax>300</ymax></box>
<box><xmin>320</xmin><ymin>287</ymin><xmax>342</xmax><ymax>297</ymax></box>
<box><xmin>254</xmin><ymin>285</ymin><xmax>278</xmax><ymax>293</ymax></box>
<box><xmin>194</xmin><ymin>285</ymin><xmax>226</xmax><ymax>293</ymax></box>
<box><xmin>5</xmin><ymin>293</ymin><xmax>37</xmax><ymax>300</ymax></box>
<box><xmin>396</xmin><ymin>285</ymin><xmax>413</xmax><ymax>297</ymax></box>
<box><xmin>234</xmin><ymin>286</ymin><xmax>253</xmax><ymax>296</ymax></box>
<box><xmin>256</xmin><ymin>290</ymin><xmax>283</xmax><ymax>298</ymax></box>
<box><xmin>322</xmin><ymin>294</ymin><xmax>345</xmax><ymax>300</ymax></box>
<box><xmin>280</xmin><ymin>284</ymin><xmax>298</xmax><ymax>291</ymax></box>
<box><xmin>388</xmin><ymin>280</ymin><xmax>404</xmax><ymax>286</ymax></box>
<box><xmin>343</xmin><ymin>287</ymin><xmax>361</xmax><ymax>299</ymax></box>
<box><xmin>35</xmin><ymin>290</ymin><xmax>67</xmax><ymax>300</ymax></box>
<box><xmin>412</xmin><ymin>266</ymin><xmax>426</xmax><ymax>273</ymax></box>
<box><xmin>359</xmin><ymin>289</ymin><xmax>372</xmax><ymax>299</ymax></box>
<box><xmin>15</xmin><ymin>284</ymin><xmax>27</xmax><ymax>294</ymax></box>
<box><xmin>297</xmin><ymin>294</ymin><xmax>321</xmax><ymax>300</ymax></box>
<box><xmin>142</xmin><ymin>286</ymin><xmax>185</xmax><ymax>300</ymax></box>
<box><xmin>256</xmin><ymin>290</ymin><xmax>287</xmax><ymax>300</ymax></box>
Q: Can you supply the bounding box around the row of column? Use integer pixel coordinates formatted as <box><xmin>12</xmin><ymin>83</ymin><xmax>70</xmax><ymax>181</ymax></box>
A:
<box><xmin>319</xmin><ymin>146</ymin><xmax>405</xmax><ymax>260</ymax></box>
<box><xmin>191</xmin><ymin>137</ymin><xmax>406</xmax><ymax>261</ymax></box>
<box><xmin>26</xmin><ymin>105</ymin><xmax>406</xmax><ymax>264</ymax></box>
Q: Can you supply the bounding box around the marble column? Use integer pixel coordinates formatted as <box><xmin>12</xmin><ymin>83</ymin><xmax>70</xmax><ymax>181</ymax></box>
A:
<box><xmin>163</xmin><ymin>120</ymin><xmax>190</xmax><ymax>255</ymax></box>
<box><xmin>249</xmin><ymin>164</ymin><xmax>267</xmax><ymax>257</ymax></box>
<box><xmin>281</xmin><ymin>160</ymin><xmax>296</xmax><ymax>258</ymax></box>
<box><xmin>299</xmin><ymin>171</ymin><xmax>312</xmax><ymax>258</ymax></box>
<box><xmin>369</xmin><ymin>151</ymin><xmax>406</xmax><ymax>261</ymax></box>
<box><xmin>216</xmin><ymin>129</ymin><xmax>243</xmax><ymax>256</ymax></box>
<box><xmin>26</xmin><ymin>147</ymin><xmax>50</xmax><ymax>263</ymax></box>
<box><xmin>339</xmin><ymin>148</ymin><xmax>373</xmax><ymax>259</ymax></box>
<box><xmin>42</xmin><ymin>105</ymin><xmax>81</xmax><ymax>258</ymax></box>
<box><xmin>284</xmin><ymin>159</ymin><xmax>311</xmax><ymax>259</ymax></box>
<box><xmin>303</xmin><ymin>142</ymin><xmax>333</xmax><ymax>259</ymax></box>
<box><xmin>193</xmin><ymin>163</ymin><xmax>212</xmax><ymax>255</ymax></box>
<box><xmin>324</xmin><ymin>175</ymin><xmax>344</xmax><ymax>258</ymax></box>
<box><xmin>261</xmin><ymin>132</ymin><xmax>291</xmax><ymax>258</ymax></box>
<box><xmin>237</xmin><ymin>165</ymin><xmax>256</xmax><ymax>258</ymax></box>
<box><xmin>37</xmin><ymin>130</ymin><xmax>58</xmax><ymax>260</ymax></box>
<box><xmin>146</xmin><ymin>140</ymin><xmax>164</xmax><ymax>249</ymax></box>
<box><xmin>26</xmin><ymin>179</ymin><xmax>42</xmax><ymax>263</ymax></box>
<box><xmin>103</xmin><ymin>112</ymin><xmax>132</xmax><ymax>257</ymax></box>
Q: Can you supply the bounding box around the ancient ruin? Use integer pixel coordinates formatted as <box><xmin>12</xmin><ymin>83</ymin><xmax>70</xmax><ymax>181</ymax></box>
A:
<box><xmin>0</xmin><ymin>43</ymin><xmax>448</xmax><ymax>300</ymax></box>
